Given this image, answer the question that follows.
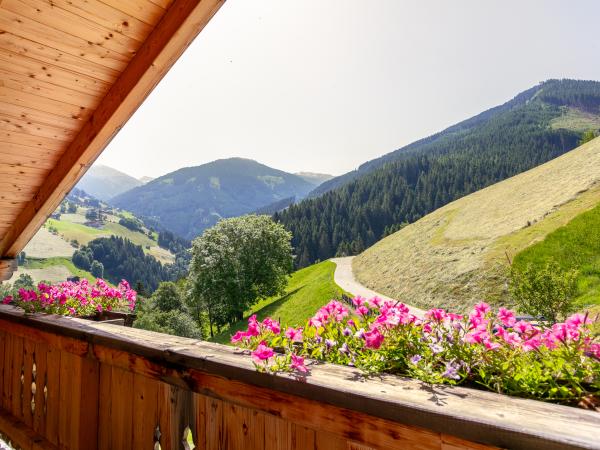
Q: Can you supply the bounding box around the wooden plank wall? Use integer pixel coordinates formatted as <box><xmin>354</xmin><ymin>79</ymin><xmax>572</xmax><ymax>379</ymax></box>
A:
<box><xmin>0</xmin><ymin>318</ymin><xmax>496</xmax><ymax>450</ymax></box>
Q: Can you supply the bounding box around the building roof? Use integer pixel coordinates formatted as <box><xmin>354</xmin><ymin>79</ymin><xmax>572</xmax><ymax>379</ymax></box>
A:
<box><xmin>0</xmin><ymin>0</ymin><xmax>224</xmax><ymax>280</ymax></box>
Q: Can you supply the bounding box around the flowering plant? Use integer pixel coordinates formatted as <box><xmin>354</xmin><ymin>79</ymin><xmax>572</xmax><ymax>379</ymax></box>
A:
<box><xmin>2</xmin><ymin>279</ymin><xmax>137</xmax><ymax>317</ymax></box>
<box><xmin>232</xmin><ymin>297</ymin><xmax>600</xmax><ymax>404</ymax></box>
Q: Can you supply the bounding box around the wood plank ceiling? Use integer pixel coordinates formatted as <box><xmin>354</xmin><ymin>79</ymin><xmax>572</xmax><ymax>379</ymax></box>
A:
<box><xmin>0</xmin><ymin>0</ymin><xmax>224</xmax><ymax>280</ymax></box>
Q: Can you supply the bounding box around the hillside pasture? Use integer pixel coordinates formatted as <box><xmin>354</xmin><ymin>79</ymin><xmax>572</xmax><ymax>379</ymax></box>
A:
<box><xmin>23</xmin><ymin>228</ymin><xmax>75</xmax><ymax>258</ymax></box>
<box><xmin>513</xmin><ymin>202</ymin><xmax>600</xmax><ymax>311</ymax></box>
<box><xmin>354</xmin><ymin>137</ymin><xmax>600</xmax><ymax>312</ymax></box>
<box><xmin>212</xmin><ymin>261</ymin><xmax>346</xmax><ymax>344</ymax></box>
<box><xmin>550</xmin><ymin>107</ymin><xmax>600</xmax><ymax>132</ymax></box>
<box><xmin>8</xmin><ymin>257</ymin><xmax>95</xmax><ymax>284</ymax></box>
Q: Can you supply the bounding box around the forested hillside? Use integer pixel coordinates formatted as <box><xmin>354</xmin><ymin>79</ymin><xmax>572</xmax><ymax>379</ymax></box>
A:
<box><xmin>353</xmin><ymin>136</ymin><xmax>600</xmax><ymax>312</ymax></box>
<box><xmin>275</xmin><ymin>79</ymin><xmax>600</xmax><ymax>267</ymax></box>
<box><xmin>112</xmin><ymin>158</ymin><xmax>317</xmax><ymax>240</ymax></box>
<box><xmin>73</xmin><ymin>236</ymin><xmax>180</xmax><ymax>293</ymax></box>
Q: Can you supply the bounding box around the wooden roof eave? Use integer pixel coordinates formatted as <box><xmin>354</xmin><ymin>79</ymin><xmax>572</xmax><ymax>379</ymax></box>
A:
<box><xmin>0</xmin><ymin>0</ymin><xmax>225</xmax><ymax>281</ymax></box>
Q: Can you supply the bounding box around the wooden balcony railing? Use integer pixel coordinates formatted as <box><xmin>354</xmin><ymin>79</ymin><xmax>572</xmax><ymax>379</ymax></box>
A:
<box><xmin>0</xmin><ymin>304</ymin><xmax>598</xmax><ymax>450</ymax></box>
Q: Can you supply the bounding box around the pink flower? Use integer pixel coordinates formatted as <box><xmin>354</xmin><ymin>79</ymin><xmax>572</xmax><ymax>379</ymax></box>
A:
<box><xmin>251</xmin><ymin>343</ymin><xmax>274</xmax><ymax>364</ymax></box>
<box><xmin>290</xmin><ymin>354</ymin><xmax>308</xmax><ymax>373</ymax></box>
<box><xmin>425</xmin><ymin>308</ymin><xmax>446</xmax><ymax>322</ymax></box>
<box><xmin>522</xmin><ymin>336</ymin><xmax>542</xmax><ymax>352</ymax></box>
<box><xmin>484</xmin><ymin>340</ymin><xmax>501</xmax><ymax>351</ymax></box>
<box><xmin>363</xmin><ymin>329</ymin><xmax>384</xmax><ymax>349</ymax></box>
<box><xmin>446</xmin><ymin>313</ymin><xmax>463</xmax><ymax>322</ymax></box>
<box><xmin>369</xmin><ymin>297</ymin><xmax>383</xmax><ymax>308</ymax></box>
<box><xmin>352</xmin><ymin>296</ymin><xmax>366</xmax><ymax>307</ymax></box>
<box><xmin>356</xmin><ymin>305</ymin><xmax>369</xmax><ymax>316</ymax></box>
<box><xmin>474</xmin><ymin>302</ymin><xmax>491</xmax><ymax>315</ymax></box>
<box><xmin>308</xmin><ymin>317</ymin><xmax>323</xmax><ymax>328</ymax></box>
<box><xmin>585</xmin><ymin>342</ymin><xmax>600</xmax><ymax>360</ymax></box>
<box><xmin>2</xmin><ymin>296</ymin><xmax>12</xmax><ymax>305</ymax></box>
<box><xmin>469</xmin><ymin>302</ymin><xmax>491</xmax><ymax>326</ymax></box>
<box><xmin>513</xmin><ymin>320</ymin><xmax>533</xmax><ymax>334</ymax></box>
<box><xmin>285</xmin><ymin>327</ymin><xmax>303</xmax><ymax>342</ymax></box>
<box><xmin>465</xmin><ymin>327</ymin><xmax>490</xmax><ymax>344</ymax></box>
<box><xmin>262</xmin><ymin>317</ymin><xmax>280</xmax><ymax>334</ymax></box>
<box><xmin>497</xmin><ymin>307</ymin><xmax>516</xmax><ymax>327</ymax></box>
<box><xmin>231</xmin><ymin>331</ymin><xmax>248</xmax><ymax>344</ymax></box>
<box><xmin>565</xmin><ymin>313</ymin><xmax>590</xmax><ymax>329</ymax></box>
<box><xmin>246</xmin><ymin>315</ymin><xmax>260</xmax><ymax>337</ymax></box>
<box><xmin>495</xmin><ymin>327</ymin><xmax>521</xmax><ymax>346</ymax></box>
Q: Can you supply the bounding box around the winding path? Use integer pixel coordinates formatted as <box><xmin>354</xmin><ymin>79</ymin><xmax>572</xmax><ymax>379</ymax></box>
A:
<box><xmin>331</xmin><ymin>256</ymin><xmax>426</xmax><ymax>318</ymax></box>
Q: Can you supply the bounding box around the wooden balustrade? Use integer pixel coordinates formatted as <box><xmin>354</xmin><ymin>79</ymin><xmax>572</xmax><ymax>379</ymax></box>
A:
<box><xmin>0</xmin><ymin>305</ymin><xmax>598</xmax><ymax>450</ymax></box>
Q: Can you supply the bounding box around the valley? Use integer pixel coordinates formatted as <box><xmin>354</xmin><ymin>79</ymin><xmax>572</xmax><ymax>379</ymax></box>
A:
<box><xmin>6</xmin><ymin>78</ymin><xmax>600</xmax><ymax>340</ymax></box>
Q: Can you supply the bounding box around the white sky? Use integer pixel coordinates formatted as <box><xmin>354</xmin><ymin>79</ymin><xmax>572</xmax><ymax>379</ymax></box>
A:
<box><xmin>97</xmin><ymin>0</ymin><xmax>600</xmax><ymax>179</ymax></box>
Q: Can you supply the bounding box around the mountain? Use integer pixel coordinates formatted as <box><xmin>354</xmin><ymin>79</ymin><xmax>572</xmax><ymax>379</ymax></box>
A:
<box><xmin>111</xmin><ymin>158</ymin><xmax>316</xmax><ymax>240</ymax></box>
<box><xmin>275</xmin><ymin>79</ymin><xmax>600</xmax><ymax>267</ymax></box>
<box><xmin>77</xmin><ymin>165</ymin><xmax>143</xmax><ymax>201</ymax></box>
<box><xmin>295</xmin><ymin>172</ymin><xmax>334</xmax><ymax>187</ymax></box>
<box><xmin>352</xmin><ymin>136</ymin><xmax>600</xmax><ymax>313</ymax></box>
<box><xmin>309</xmin><ymin>79</ymin><xmax>600</xmax><ymax>198</ymax></box>
<box><xmin>139</xmin><ymin>176</ymin><xmax>154</xmax><ymax>184</ymax></box>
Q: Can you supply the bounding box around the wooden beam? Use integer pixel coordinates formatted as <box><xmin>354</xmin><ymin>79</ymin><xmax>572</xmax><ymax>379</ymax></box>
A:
<box><xmin>0</xmin><ymin>408</ymin><xmax>59</xmax><ymax>450</ymax></box>
<box><xmin>0</xmin><ymin>259</ymin><xmax>17</xmax><ymax>281</ymax></box>
<box><xmin>0</xmin><ymin>0</ymin><xmax>225</xmax><ymax>257</ymax></box>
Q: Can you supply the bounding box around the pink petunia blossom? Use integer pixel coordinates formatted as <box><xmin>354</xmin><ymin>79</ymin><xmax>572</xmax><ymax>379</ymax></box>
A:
<box><xmin>363</xmin><ymin>329</ymin><xmax>384</xmax><ymax>349</ymax></box>
<box><xmin>497</xmin><ymin>307</ymin><xmax>516</xmax><ymax>327</ymax></box>
<box><xmin>290</xmin><ymin>354</ymin><xmax>308</xmax><ymax>373</ymax></box>
<box><xmin>285</xmin><ymin>327</ymin><xmax>303</xmax><ymax>342</ymax></box>
<box><xmin>355</xmin><ymin>305</ymin><xmax>369</xmax><ymax>317</ymax></box>
<box><xmin>251</xmin><ymin>343</ymin><xmax>274</xmax><ymax>364</ymax></box>
<box><xmin>231</xmin><ymin>331</ymin><xmax>248</xmax><ymax>344</ymax></box>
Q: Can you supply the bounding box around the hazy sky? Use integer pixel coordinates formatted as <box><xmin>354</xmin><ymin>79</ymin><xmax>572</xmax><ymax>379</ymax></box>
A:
<box><xmin>97</xmin><ymin>0</ymin><xmax>600</xmax><ymax>179</ymax></box>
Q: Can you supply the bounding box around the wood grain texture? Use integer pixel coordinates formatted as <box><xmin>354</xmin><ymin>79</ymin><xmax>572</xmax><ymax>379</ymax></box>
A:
<box><xmin>0</xmin><ymin>258</ymin><xmax>17</xmax><ymax>280</ymax></box>
<box><xmin>132</xmin><ymin>373</ymin><xmax>160</xmax><ymax>449</ymax></box>
<box><xmin>0</xmin><ymin>408</ymin><xmax>59</xmax><ymax>450</ymax></box>
<box><xmin>0</xmin><ymin>0</ymin><xmax>225</xmax><ymax>258</ymax></box>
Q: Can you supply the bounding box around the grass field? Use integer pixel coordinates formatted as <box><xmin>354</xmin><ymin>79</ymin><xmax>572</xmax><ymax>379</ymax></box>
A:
<box><xmin>10</xmin><ymin>257</ymin><xmax>96</xmax><ymax>284</ymax></box>
<box><xmin>513</xmin><ymin>202</ymin><xmax>600</xmax><ymax>311</ymax></box>
<box><xmin>46</xmin><ymin>218</ymin><xmax>104</xmax><ymax>245</ymax></box>
<box><xmin>354</xmin><ymin>137</ymin><xmax>600</xmax><ymax>313</ymax></box>
<box><xmin>43</xmin><ymin>212</ymin><xmax>174</xmax><ymax>263</ymax></box>
<box><xmin>550</xmin><ymin>107</ymin><xmax>600</xmax><ymax>132</ymax></box>
<box><xmin>211</xmin><ymin>261</ymin><xmax>346</xmax><ymax>344</ymax></box>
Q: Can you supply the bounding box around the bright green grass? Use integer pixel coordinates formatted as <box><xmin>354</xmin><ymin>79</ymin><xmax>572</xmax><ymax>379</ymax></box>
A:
<box><xmin>103</xmin><ymin>223</ymin><xmax>156</xmax><ymax>248</ymax></box>
<box><xmin>47</xmin><ymin>216</ymin><xmax>156</xmax><ymax>249</ymax></box>
<box><xmin>211</xmin><ymin>261</ymin><xmax>347</xmax><ymax>344</ymax></box>
<box><xmin>46</xmin><ymin>218</ymin><xmax>104</xmax><ymax>245</ymax></box>
<box><xmin>23</xmin><ymin>257</ymin><xmax>96</xmax><ymax>282</ymax></box>
<box><xmin>513</xmin><ymin>201</ymin><xmax>600</xmax><ymax>311</ymax></box>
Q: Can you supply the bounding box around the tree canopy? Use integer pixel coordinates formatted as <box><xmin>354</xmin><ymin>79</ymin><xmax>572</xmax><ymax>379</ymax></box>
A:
<box><xmin>188</xmin><ymin>215</ymin><xmax>293</xmax><ymax>334</ymax></box>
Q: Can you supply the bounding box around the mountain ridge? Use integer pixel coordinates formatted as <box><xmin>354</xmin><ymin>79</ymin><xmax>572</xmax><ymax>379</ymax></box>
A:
<box><xmin>111</xmin><ymin>158</ymin><xmax>316</xmax><ymax>240</ymax></box>
<box><xmin>77</xmin><ymin>164</ymin><xmax>143</xmax><ymax>201</ymax></box>
<box><xmin>275</xmin><ymin>79</ymin><xmax>600</xmax><ymax>267</ymax></box>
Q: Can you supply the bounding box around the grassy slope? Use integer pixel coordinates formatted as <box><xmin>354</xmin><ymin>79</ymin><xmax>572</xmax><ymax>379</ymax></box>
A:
<box><xmin>11</xmin><ymin>257</ymin><xmax>96</xmax><ymax>284</ymax></box>
<box><xmin>354</xmin><ymin>137</ymin><xmax>600</xmax><ymax>313</ymax></box>
<box><xmin>513</xmin><ymin>203</ymin><xmax>600</xmax><ymax>311</ymax></box>
<box><xmin>211</xmin><ymin>261</ymin><xmax>346</xmax><ymax>344</ymax></box>
<box><xmin>16</xmin><ymin>207</ymin><xmax>174</xmax><ymax>287</ymax></box>
<box><xmin>550</xmin><ymin>107</ymin><xmax>600</xmax><ymax>132</ymax></box>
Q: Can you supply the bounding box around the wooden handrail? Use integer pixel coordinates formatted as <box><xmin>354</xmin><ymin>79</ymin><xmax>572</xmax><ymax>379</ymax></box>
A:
<box><xmin>0</xmin><ymin>305</ymin><xmax>598</xmax><ymax>450</ymax></box>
